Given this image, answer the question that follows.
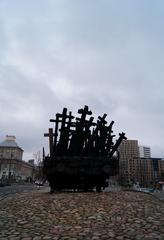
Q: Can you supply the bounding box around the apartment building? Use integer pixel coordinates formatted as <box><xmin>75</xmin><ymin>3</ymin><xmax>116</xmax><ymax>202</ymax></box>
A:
<box><xmin>140</xmin><ymin>158</ymin><xmax>152</xmax><ymax>186</ymax></box>
<box><xmin>118</xmin><ymin>139</ymin><xmax>163</xmax><ymax>187</ymax></box>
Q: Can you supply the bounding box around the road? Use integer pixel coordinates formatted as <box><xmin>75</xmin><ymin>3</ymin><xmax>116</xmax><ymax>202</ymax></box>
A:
<box><xmin>0</xmin><ymin>184</ymin><xmax>39</xmax><ymax>200</ymax></box>
<box><xmin>152</xmin><ymin>191</ymin><xmax>164</xmax><ymax>201</ymax></box>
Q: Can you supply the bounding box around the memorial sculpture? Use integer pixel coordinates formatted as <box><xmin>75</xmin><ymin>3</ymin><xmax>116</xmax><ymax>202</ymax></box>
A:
<box><xmin>43</xmin><ymin>105</ymin><xmax>126</xmax><ymax>193</ymax></box>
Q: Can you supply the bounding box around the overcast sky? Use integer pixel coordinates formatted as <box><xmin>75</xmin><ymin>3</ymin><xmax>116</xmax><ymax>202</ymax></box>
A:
<box><xmin>0</xmin><ymin>0</ymin><xmax>164</xmax><ymax>160</ymax></box>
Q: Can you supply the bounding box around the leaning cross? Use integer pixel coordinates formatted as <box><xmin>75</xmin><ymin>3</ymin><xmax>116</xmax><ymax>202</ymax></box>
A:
<box><xmin>98</xmin><ymin>114</ymin><xmax>107</xmax><ymax>126</ymax></box>
<box><xmin>44</xmin><ymin>128</ymin><xmax>55</xmax><ymax>157</ymax></box>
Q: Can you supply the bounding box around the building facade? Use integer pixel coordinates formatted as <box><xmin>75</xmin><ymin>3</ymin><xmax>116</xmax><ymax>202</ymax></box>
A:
<box><xmin>160</xmin><ymin>159</ymin><xmax>164</xmax><ymax>180</ymax></box>
<box><xmin>118</xmin><ymin>139</ymin><xmax>163</xmax><ymax>187</ymax></box>
<box><xmin>118</xmin><ymin>140</ymin><xmax>140</xmax><ymax>185</ymax></box>
<box><xmin>0</xmin><ymin>135</ymin><xmax>36</xmax><ymax>182</ymax></box>
<box><xmin>139</xmin><ymin>146</ymin><xmax>151</xmax><ymax>158</ymax></box>
<box><xmin>139</xmin><ymin>158</ymin><xmax>161</xmax><ymax>187</ymax></box>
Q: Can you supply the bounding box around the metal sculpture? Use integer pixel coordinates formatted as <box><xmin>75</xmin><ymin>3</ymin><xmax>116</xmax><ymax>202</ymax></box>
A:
<box><xmin>43</xmin><ymin>105</ymin><xmax>126</xmax><ymax>192</ymax></box>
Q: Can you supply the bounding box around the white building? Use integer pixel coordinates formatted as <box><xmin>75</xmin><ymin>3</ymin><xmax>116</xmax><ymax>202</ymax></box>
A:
<box><xmin>0</xmin><ymin>135</ymin><xmax>36</xmax><ymax>182</ymax></box>
<box><xmin>139</xmin><ymin>146</ymin><xmax>151</xmax><ymax>158</ymax></box>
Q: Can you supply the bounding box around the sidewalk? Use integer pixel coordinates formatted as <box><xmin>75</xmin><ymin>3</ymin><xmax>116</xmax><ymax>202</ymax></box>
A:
<box><xmin>35</xmin><ymin>185</ymin><xmax>50</xmax><ymax>193</ymax></box>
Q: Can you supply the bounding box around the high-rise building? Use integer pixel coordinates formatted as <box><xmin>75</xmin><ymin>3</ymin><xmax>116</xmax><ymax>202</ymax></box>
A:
<box><xmin>139</xmin><ymin>146</ymin><xmax>151</xmax><ymax>158</ymax></box>
<box><xmin>118</xmin><ymin>139</ymin><xmax>163</xmax><ymax>186</ymax></box>
<box><xmin>118</xmin><ymin>140</ymin><xmax>140</xmax><ymax>185</ymax></box>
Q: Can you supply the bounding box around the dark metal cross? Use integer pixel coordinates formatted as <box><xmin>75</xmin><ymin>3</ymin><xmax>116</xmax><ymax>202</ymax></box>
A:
<box><xmin>77</xmin><ymin>105</ymin><xmax>92</xmax><ymax>123</ymax></box>
<box><xmin>109</xmin><ymin>132</ymin><xmax>127</xmax><ymax>157</ymax></box>
<box><xmin>50</xmin><ymin>108</ymin><xmax>74</xmax><ymax>155</ymax></box>
<box><xmin>98</xmin><ymin>114</ymin><xmax>107</xmax><ymax>125</ymax></box>
<box><xmin>44</xmin><ymin>128</ymin><xmax>55</xmax><ymax>157</ymax></box>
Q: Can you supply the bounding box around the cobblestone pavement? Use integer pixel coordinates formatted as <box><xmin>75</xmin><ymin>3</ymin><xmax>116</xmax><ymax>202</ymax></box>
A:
<box><xmin>0</xmin><ymin>191</ymin><xmax>164</xmax><ymax>240</ymax></box>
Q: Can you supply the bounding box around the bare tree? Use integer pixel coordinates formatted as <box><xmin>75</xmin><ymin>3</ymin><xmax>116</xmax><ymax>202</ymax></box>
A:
<box><xmin>33</xmin><ymin>150</ymin><xmax>44</xmax><ymax>180</ymax></box>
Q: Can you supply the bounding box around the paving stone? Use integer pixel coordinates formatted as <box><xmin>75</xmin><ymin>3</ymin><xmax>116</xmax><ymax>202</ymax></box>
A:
<box><xmin>21</xmin><ymin>238</ymin><xmax>32</xmax><ymax>240</ymax></box>
<box><xmin>0</xmin><ymin>191</ymin><xmax>164</xmax><ymax>240</ymax></box>
<box><xmin>42</xmin><ymin>237</ymin><xmax>53</xmax><ymax>240</ymax></box>
<box><xmin>33</xmin><ymin>237</ymin><xmax>42</xmax><ymax>240</ymax></box>
<box><xmin>107</xmin><ymin>232</ymin><xmax>115</xmax><ymax>238</ymax></box>
<box><xmin>8</xmin><ymin>237</ymin><xmax>21</xmax><ymax>240</ymax></box>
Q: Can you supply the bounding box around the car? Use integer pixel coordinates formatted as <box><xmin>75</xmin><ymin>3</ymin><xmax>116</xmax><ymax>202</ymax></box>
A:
<box><xmin>140</xmin><ymin>188</ymin><xmax>154</xmax><ymax>193</ymax></box>
<box><xmin>35</xmin><ymin>180</ymin><xmax>44</xmax><ymax>186</ymax></box>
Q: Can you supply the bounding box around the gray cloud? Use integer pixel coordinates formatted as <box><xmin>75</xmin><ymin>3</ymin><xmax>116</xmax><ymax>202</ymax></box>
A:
<box><xmin>0</xmin><ymin>1</ymin><xmax>164</xmax><ymax>159</ymax></box>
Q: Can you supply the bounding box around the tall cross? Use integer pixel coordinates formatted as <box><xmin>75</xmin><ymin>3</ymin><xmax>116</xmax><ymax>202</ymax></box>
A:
<box><xmin>98</xmin><ymin>114</ymin><xmax>107</xmax><ymax>126</ymax></box>
<box><xmin>44</xmin><ymin>128</ymin><xmax>55</xmax><ymax>157</ymax></box>
<box><xmin>50</xmin><ymin>108</ymin><xmax>74</xmax><ymax>146</ymax></box>
<box><xmin>77</xmin><ymin>105</ymin><xmax>92</xmax><ymax>123</ymax></box>
<box><xmin>50</xmin><ymin>114</ymin><xmax>60</xmax><ymax>151</ymax></box>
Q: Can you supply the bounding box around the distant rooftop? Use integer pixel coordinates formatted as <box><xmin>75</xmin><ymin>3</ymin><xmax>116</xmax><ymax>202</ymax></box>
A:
<box><xmin>0</xmin><ymin>135</ymin><xmax>23</xmax><ymax>150</ymax></box>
